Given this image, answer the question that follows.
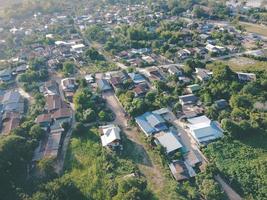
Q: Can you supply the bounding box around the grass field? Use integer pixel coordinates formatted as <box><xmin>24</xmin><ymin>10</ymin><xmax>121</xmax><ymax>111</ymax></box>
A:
<box><xmin>207</xmin><ymin>57</ymin><xmax>267</xmax><ymax>72</ymax></box>
<box><xmin>241</xmin><ymin>22</ymin><xmax>267</xmax><ymax>37</ymax></box>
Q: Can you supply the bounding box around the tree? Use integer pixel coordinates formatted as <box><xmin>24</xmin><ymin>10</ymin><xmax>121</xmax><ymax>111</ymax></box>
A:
<box><xmin>98</xmin><ymin>110</ymin><xmax>108</xmax><ymax>121</ymax></box>
<box><xmin>37</xmin><ymin>157</ymin><xmax>57</xmax><ymax>180</ymax></box>
<box><xmin>0</xmin><ymin>135</ymin><xmax>33</xmax><ymax>199</ymax></box>
<box><xmin>212</xmin><ymin>63</ymin><xmax>236</xmax><ymax>81</ymax></box>
<box><xmin>30</xmin><ymin>176</ymin><xmax>86</xmax><ymax>200</ymax></box>
<box><xmin>83</xmin><ymin>108</ymin><xmax>96</xmax><ymax>123</ymax></box>
<box><xmin>62</xmin><ymin>62</ymin><xmax>75</xmax><ymax>76</ymax></box>
<box><xmin>199</xmin><ymin>178</ymin><xmax>225</xmax><ymax>200</ymax></box>
<box><xmin>29</xmin><ymin>124</ymin><xmax>45</xmax><ymax>140</ymax></box>
<box><xmin>84</xmin><ymin>48</ymin><xmax>105</xmax><ymax>61</ymax></box>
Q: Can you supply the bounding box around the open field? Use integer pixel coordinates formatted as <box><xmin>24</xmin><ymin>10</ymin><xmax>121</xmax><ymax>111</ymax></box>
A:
<box><xmin>241</xmin><ymin>22</ymin><xmax>267</xmax><ymax>37</ymax></box>
<box><xmin>207</xmin><ymin>57</ymin><xmax>267</xmax><ymax>72</ymax></box>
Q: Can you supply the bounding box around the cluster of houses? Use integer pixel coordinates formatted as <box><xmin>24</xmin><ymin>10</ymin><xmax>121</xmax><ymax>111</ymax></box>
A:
<box><xmin>0</xmin><ymin>90</ymin><xmax>25</xmax><ymax>135</ymax></box>
<box><xmin>33</xmin><ymin>80</ymin><xmax>72</xmax><ymax>161</ymax></box>
<box><xmin>134</xmin><ymin>106</ymin><xmax>224</xmax><ymax>181</ymax></box>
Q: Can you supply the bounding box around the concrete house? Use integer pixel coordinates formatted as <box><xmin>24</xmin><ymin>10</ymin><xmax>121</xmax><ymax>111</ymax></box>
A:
<box><xmin>187</xmin><ymin>115</ymin><xmax>223</xmax><ymax>145</ymax></box>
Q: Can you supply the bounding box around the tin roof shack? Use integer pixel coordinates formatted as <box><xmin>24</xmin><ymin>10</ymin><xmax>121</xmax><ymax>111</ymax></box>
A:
<box><xmin>169</xmin><ymin>160</ymin><xmax>195</xmax><ymax>182</ymax></box>
<box><xmin>237</xmin><ymin>72</ymin><xmax>256</xmax><ymax>82</ymax></box>
<box><xmin>135</xmin><ymin>111</ymin><xmax>168</xmax><ymax>136</ymax></box>
<box><xmin>0</xmin><ymin>69</ymin><xmax>12</xmax><ymax>82</ymax></box>
<box><xmin>2</xmin><ymin>91</ymin><xmax>24</xmax><ymax>114</ymax></box>
<box><xmin>154</xmin><ymin>130</ymin><xmax>183</xmax><ymax>155</ymax></box>
<box><xmin>179</xmin><ymin>94</ymin><xmax>198</xmax><ymax>106</ymax></box>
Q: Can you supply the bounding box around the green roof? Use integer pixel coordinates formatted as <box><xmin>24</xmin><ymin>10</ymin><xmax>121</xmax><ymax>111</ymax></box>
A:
<box><xmin>187</xmin><ymin>84</ymin><xmax>201</xmax><ymax>92</ymax></box>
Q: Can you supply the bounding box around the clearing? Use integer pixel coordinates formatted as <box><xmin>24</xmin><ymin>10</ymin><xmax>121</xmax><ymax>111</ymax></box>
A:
<box><xmin>241</xmin><ymin>22</ymin><xmax>267</xmax><ymax>37</ymax></box>
<box><xmin>207</xmin><ymin>56</ymin><xmax>267</xmax><ymax>72</ymax></box>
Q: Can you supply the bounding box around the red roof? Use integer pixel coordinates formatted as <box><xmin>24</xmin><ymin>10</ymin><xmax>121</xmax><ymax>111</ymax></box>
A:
<box><xmin>52</xmin><ymin>108</ymin><xmax>72</xmax><ymax>119</ymax></box>
<box><xmin>35</xmin><ymin>114</ymin><xmax>52</xmax><ymax>123</ymax></box>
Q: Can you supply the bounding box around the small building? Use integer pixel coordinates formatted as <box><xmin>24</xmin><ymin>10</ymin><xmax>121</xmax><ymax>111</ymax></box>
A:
<box><xmin>187</xmin><ymin>115</ymin><xmax>223</xmax><ymax>145</ymax></box>
<box><xmin>100</xmin><ymin>124</ymin><xmax>121</xmax><ymax>149</ymax></box>
<box><xmin>133</xmin><ymin>83</ymin><xmax>149</xmax><ymax>97</ymax></box>
<box><xmin>0</xmin><ymin>69</ymin><xmax>12</xmax><ymax>82</ymax></box>
<box><xmin>179</xmin><ymin>94</ymin><xmax>198</xmax><ymax>106</ymax></box>
<box><xmin>2</xmin><ymin>91</ymin><xmax>24</xmax><ymax>114</ymax></box>
<box><xmin>110</xmin><ymin>76</ymin><xmax>123</xmax><ymax>90</ymax></box>
<box><xmin>128</xmin><ymin>72</ymin><xmax>146</xmax><ymax>84</ymax></box>
<box><xmin>214</xmin><ymin>99</ymin><xmax>228</xmax><ymax>110</ymax></box>
<box><xmin>45</xmin><ymin>94</ymin><xmax>65</xmax><ymax>113</ymax></box>
<box><xmin>61</xmin><ymin>78</ymin><xmax>77</xmax><ymax>92</ymax></box>
<box><xmin>169</xmin><ymin>160</ymin><xmax>191</xmax><ymax>182</ymax></box>
<box><xmin>195</xmin><ymin>68</ymin><xmax>212</xmax><ymax>81</ymax></box>
<box><xmin>15</xmin><ymin>64</ymin><xmax>28</xmax><ymax>74</ymax></box>
<box><xmin>52</xmin><ymin>108</ymin><xmax>72</xmax><ymax>121</ymax></box>
<box><xmin>35</xmin><ymin>114</ymin><xmax>52</xmax><ymax>127</ymax></box>
<box><xmin>237</xmin><ymin>72</ymin><xmax>256</xmax><ymax>82</ymax></box>
<box><xmin>154</xmin><ymin>130</ymin><xmax>183</xmax><ymax>154</ymax></box>
<box><xmin>168</xmin><ymin>65</ymin><xmax>183</xmax><ymax>76</ymax></box>
<box><xmin>97</xmin><ymin>79</ymin><xmax>112</xmax><ymax>92</ymax></box>
<box><xmin>43</xmin><ymin>80</ymin><xmax>59</xmax><ymax>96</ymax></box>
<box><xmin>85</xmin><ymin>74</ymin><xmax>95</xmax><ymax>83</ymax></box>
<box><xmin>186</xmin><ymin>84</ymin><xmax>201</xmax><ymax>94</ymax></box>
<box><xmin>135</xmin><ymin>112</ymin><xmax>168</xmax><ymax>136</ymax></box>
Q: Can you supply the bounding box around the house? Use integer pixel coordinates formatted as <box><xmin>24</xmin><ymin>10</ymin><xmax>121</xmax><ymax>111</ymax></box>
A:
<box><xmin>52</xmin><ymin>108</ymin><xmax>72</xmax><ymax>121</ymax></box>
<box><xmin>154</xmin><ymin>130</ymin><xmax>183</xmax><ymax>154</ymax></box>
<box><xmin>133</xmin><ymin>83</ymin><xmax>149</xmax><ymax>97</ymax></box>
<box><xmin>186</xmin><ymin>84</ymin><xmax>201</xmax><ymax>94</ymax></box>
<box><xmin>48</xmin><ymin>59</ymin><xmax>59</xmax><ymax>69</ymax></box>
<box><xmin>128</xmin><ymin>72</ymin><xmax>146</xmax><ymax>84</ymax></box>
<box><xmin>179</xmin><ymin>94</ymin><xmax>198</xmax><ymax>106</ymax></box>
<box><xmin>43</xmin><ymin>80</ymin><xmax>59</xmax><ymax>96</ymax></box>
<box><xmin>187</xmin><ymin>115</ymin><xmax>223</xmax><ymax>145</ymax></box>
<box><xmin>100</xmin><ymin>124</ymin><xmax>121</xmax><ymax>149</ymax></box>
<box><xmin>237</xmin><ymin>72</ymin><xmax>256</xmax><ymax>82</ymax></box>
<box><xmin>97</xmin><ymin>79</ymin><xmax>112</xmax><ymax>92</ymax></box>
<box><xmin>61</xmin><ymin>78</ymin><xmax>77</xmax><ymax>92</ymax></box>
<box><xmin>71</xmin><ymin>43</ymin><xmax>85</xmax><ymax>53</ymax></box>
<box><xmin>45</xmin><ymin>94</ymin><xmax>65</xmax><ymax>113</ymax></box>
<box><xmin>214</xmin><ymin>99</ymin><xmax>228</xmax><ymax>110</ymax></box>
<box><xmin>0</xmin><ymin>69</ymin><xmax>12</xmax><ymax>82</ymax></box>
<box><xmin>135</xmin><ymin>112</ymin><xmax>168</xmax><ymax>136</ymax></box>
<box><xmin>144</xmin><ymin>67</ymin><xmax>164</xmax><ymax>81</ymax></box>
<box><xmin>184</xmin><ymin>150</ymin><xmax>202</xmax><ymax>168</ymax></box>
<box><xmin>2</xmin><ymin>91</ymin><xmax>24</xmax><ymax>114</ymax></box>
<box><xmin>195</xmin><ymin>68</ymin><xmax>212</xmax><ymax>81</ymax></box>
<box><xmin>110</xmin><ymin>76</ymin><xmax>123</xmax><ymax>90</ymax></box>
<box><xmin>177</xmin><ymin>49</ymin><xmax>191</xmax><ymax>59</ymax></box>
<box><xmin>169</xmin><ymin>160</ymin><xmax>191</xmax><ymax>182</ymax></box>
<box><xmin>168</xmin><ymin>65</ymin><xmax>183</xmax><ymax>76</ymax></box>
<box><xmin>205</xmin><ymin>44</ymin><xmax>219</xmax><ymax>53</ymax></box>
<box><xmin>142</xmin><ymin>55</ymin><xmax>155</xmax><ymax>65</ymax></box>
<box><xmin>85</xmin><ymin>74</ymin><xmax>95</xmax><ymax>83</ymax></box>
<box><xmin>15</xmin><ymin>64</ymin><xmax>28</xmax><ymax>74</ymax></box>
<box><xmin>1</xmin><ymin>112</ymin><xmax>21</xmax><ymax>135</ymax></box>
<box><xmin>35</xmin><ymin>114</ymin><xmax>52</xmax><ymax>127</ymax></box>
<box><xmin>44</xmin><ymin>131</ymin><xmax>63</xmax><ymax>158</ymax></box>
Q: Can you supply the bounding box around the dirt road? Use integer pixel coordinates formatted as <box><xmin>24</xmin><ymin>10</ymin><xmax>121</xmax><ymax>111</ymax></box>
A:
<box><xmin>102</xmin><ymin>91</ymin><xmax>167</xmax><ymax>193</ymax></box>
<box><xmin>215</xmin><ymin>175</ymin><xmax>243</xmax><ymax>200</ymax></box>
